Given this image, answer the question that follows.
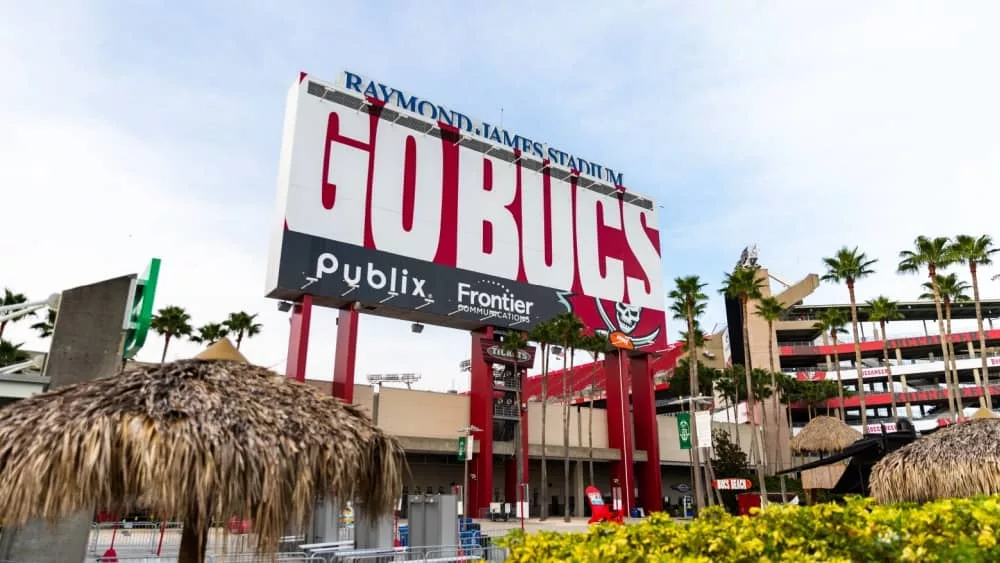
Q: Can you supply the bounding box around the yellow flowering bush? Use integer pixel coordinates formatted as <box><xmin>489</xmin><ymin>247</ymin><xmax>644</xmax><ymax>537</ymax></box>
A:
<box><xmin>499</xmin><ymin>496</ymin><xmax>1000</xmax><ymax>562</ymax></box>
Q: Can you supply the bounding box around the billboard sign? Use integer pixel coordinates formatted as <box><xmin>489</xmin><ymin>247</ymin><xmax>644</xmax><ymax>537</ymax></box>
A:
<box><xmin>266</xmin><ymin>71</ymin><xmax>667</xmax><ymax>351</ymax></box>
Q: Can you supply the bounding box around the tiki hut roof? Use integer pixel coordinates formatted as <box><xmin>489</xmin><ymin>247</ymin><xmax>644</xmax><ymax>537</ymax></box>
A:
<box><xmin>194</xmin><ymin>337</ymin><xmax>248</xmax><ymax>363</ymax></box>
<box><xmin>0</xmin><ymin>359</ymin><xmax>404</xmax><ymax>554</ymax></box>
<box><xmin>789</xmin><ymin>415</ymin><xmax>862</xmax><ymax>454</ymax></box>
<box><xmin>972</xmin><ymin>407</ymin><xmax>996</xmax><ymax>419</ymax></box>
<box><xmin>870</xmin><ymin>418</ymin><xmax>1000</xmax><ymax>503</ymax></box>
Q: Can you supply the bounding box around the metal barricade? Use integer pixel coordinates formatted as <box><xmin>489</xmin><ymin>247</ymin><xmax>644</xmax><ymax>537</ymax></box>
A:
<box><xmin>88</xmin><ymin>521</ymin><xmax>185</xmax><ymax>556</ymax></box>
<box><xmin>206</xmin><ymin>552</ymin><xmax>317</xmax><ymax>562</ymax></box>
<box><xmin>89</xmin><ymin>556</ymin><xmax>178</xmax><ymax>563</ymax></box>
<box><xmin>297</xmin><ymin>542</ymin><xmax>508</xmax><ymax>563</ymax></box>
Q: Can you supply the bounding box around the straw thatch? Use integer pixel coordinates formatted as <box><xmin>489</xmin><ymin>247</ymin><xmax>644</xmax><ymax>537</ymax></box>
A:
<box><xmin>194</xmin><ymin>337</ymin><xmax>248</xmax><ymax>363</ymax></box>
<box><xmin>0</xmin><ymin>359</ymin><xmax>404</xmax><ymax>557</ymax></box>
<box><xmin>972</xmin><ymin>407</ymin><xmax>996</xmax><ymax>419</ymax></box>
<box><xmin>789</xmin><ymin>415</ymin><xmax>862</xmax><ymax>454</ymax></box>
<box><xmin>871</xmin><ymin>418</ymin><xmax>1000</xmax><ymax>503</ymax></box>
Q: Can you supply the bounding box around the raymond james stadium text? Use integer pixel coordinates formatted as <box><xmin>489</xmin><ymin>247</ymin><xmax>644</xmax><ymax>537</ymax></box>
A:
<box><xmin>337</xmin><ymin>70</ymin><xmax>624</xmax><ymax>186</ymax></box>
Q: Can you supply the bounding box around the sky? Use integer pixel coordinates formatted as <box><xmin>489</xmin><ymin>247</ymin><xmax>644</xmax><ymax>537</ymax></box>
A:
<box><xmin>3</xmin><ymin>1</ymin><xmax>1000</xmax><ymax>392</ymax></box>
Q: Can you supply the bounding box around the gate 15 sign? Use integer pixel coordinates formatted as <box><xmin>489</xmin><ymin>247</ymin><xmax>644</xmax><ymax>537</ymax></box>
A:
<box><xmin>265</xmin><ymin>72</ymin><xmax>667</xmax><ymax>350</ymax></box>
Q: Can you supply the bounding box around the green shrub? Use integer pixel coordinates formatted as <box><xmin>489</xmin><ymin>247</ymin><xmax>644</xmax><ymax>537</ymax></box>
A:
<box><xmin>499</xmin><ymin>495</ymin><xmax>1000</xmax><ymax>562</ymax></box>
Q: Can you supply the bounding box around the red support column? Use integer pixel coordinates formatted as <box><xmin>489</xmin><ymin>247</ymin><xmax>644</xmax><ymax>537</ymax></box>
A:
<box><xmin>285</xmin><ymin>295</ymin><xmax>313</xmax><ymax>382</ymax></box>
<box><xmin>603</xmin><ymin>350</ymin><xmax>635</xmax><ymax>516</ymax></box>
<box><xmin>630</xmin><ymin>353</ymin><xmax>663</xmax><ymax>513</ymax></box>
<box><xmin>469</xmin><ymin>327</ymin><xmax>495</xmax><ymax>519</ymax></box>
<box><xmin>504</xmin><ymin>365</ymin><xmax>530</xmax><ymax>506</ymax></box>
<box><xmin>332</xmin><ymin>306</ymin><xmax>359</xmax><ymax>403</ymax></box>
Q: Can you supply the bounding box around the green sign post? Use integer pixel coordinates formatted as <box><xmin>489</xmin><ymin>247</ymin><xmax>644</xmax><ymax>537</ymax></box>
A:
<box><xmin>123</xmin><ymin>258</ymin><xmax>161</xmax><ymax>360</ymax></box>
<box><xmin>457</xmin><ymin>436</ymin><xmax>469</xmax><ymax>461</ymax></box>
<box><xmin>677</xmin><ymin>412</ymin><xmax>692</xmax><ymax>450</ymax></box>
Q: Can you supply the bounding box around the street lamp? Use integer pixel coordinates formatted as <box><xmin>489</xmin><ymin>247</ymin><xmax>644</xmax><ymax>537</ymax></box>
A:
<box><xmin>0</xmin><ymin>293</ymin><xmax>60</xmax><ymax>324</ymax></box>
<box><xmin>458</xmin><ymin>424</ymin><xmax>481</xmax><ymax>519</ymax></box>
<box><xmin>367</xmin><ymin>373</ymin><xmax>422</xmax><ymax>426</ymax></box>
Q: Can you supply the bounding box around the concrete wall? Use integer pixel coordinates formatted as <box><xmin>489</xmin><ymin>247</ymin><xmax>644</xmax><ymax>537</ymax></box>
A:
<box><xmin>657</xmin><ymin>416</ymin><xmax>758</xmax><ymax>464</ymax></box>
<box><xmin>0</xmin><ymin>275</ymin><xmax>135</xmax><ymax>563</ymax></box>
<box><xmin>527</xmin><ymin>402</ymin><xmax>609</xmax><ymax>449</ymax></box>
<box><xmin>303</xmin><ymin>381</ymin><xmax>770</xmax><ymax>468</ymax></box>
<box><xmin>303</xmin><ymin>382</ymin><xmax>471</xmax><ymax>440</ymax></box>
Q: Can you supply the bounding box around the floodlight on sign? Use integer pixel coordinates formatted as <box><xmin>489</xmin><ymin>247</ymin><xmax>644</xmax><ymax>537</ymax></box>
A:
<box><xmin>367</xmin><ymin>373</ymin><xmax>422</xmax><ymax>389</ymax></box>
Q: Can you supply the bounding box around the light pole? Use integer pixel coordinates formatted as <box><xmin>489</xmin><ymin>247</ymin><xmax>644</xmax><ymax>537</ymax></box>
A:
<box><xmin>458</xmin><ymin>424</ymin><xmax>481</xmax><ymax>519</ymax></box>
<box><xmin>366</xmin><ymin>373</ymin><xmax>422</xmax><ymax>426</ymax></box>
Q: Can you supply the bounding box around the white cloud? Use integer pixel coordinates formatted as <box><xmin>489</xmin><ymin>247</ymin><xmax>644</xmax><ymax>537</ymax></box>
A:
<box><xmin>4</xmin><ymin>2</ymin><xmax>999</xmax><ymax>391</ymax></box>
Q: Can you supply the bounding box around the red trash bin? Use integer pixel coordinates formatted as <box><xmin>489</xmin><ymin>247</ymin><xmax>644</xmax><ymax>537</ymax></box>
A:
<box><xmin>736</xmin><ymin>493</ymin><xmax>763</xmax><ymax>516</ymax></box>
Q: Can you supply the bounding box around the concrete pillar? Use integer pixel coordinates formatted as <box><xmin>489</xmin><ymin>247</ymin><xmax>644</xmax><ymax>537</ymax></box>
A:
<box><xmin>968</xmin><ymin>341</ymin><xmax>987</xmax><ymax>408</ymax></box>
<box><xmin>0</xmin><ymin>275</ymin><xmax>135</xmax><ymax>563</ymax></box>
<box><xmin>574</xmin><ymin>461</ymin><xmax>585</xmax><ymax>517</ymax></box>
<box><xmin>896</xmin><ymin>348</ymin><xmax>914</xmax><ymax>419</ymax></box>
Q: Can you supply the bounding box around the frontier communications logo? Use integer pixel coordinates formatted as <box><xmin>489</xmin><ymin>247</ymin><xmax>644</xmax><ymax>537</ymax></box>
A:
<box><xmin>455</xmin><ymin>280</ymin><xmax>534</xmax><ymax>325</ymax></box>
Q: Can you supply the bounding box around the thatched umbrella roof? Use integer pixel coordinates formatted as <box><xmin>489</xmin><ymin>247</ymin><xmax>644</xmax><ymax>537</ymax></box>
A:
<box><xmin>972</xmin><ymin>407</ymin><xmax>996</xmax><ymax>420</ymax></box>
<box><xmin>789</xmin><ymin>415</ymin><xmax>862</xmax><ymax>454</ymax></box>
<box><xmin>871</xmin><ymin>418</ymin><xmax>1000</xmax><ymax>503</ymax></box>
<box><xmin>194</xmin><ymin>337</ymin><xmax>248</xmax><ymax>363</ymax></box>
<box><xmin>0</xmin><ymin>359</ymin><xmax>404</xmax><ymax>561</ymax></box>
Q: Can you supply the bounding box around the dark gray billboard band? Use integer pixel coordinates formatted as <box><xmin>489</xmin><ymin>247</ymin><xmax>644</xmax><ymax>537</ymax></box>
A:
<box><xmin>273</xmin><ymin>229</ymin><xmax>574</xmax><ymax>331</ymax></box>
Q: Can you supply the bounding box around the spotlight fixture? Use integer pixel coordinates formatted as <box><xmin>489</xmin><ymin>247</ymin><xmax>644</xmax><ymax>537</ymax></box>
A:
<box><xmin>277</xmin><ymin>301</ymin><xmax>292</xmax><ymax>313</ymax></box>
<box><xmin>411</xmin><ymin>322</ymin><xmax>425</xmax><ymax>334</ymax></box>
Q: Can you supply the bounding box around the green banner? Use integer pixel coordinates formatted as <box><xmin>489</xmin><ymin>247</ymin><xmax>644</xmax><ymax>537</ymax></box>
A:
<box><xmin>677</xmin><ymin>412</ymin><xmax>692</xmax><ymax>450</ymax></box>
<box><xmin>457</xmin><ymin>436</ymin><xmax>468</xmax><ymax>461</ymax></box>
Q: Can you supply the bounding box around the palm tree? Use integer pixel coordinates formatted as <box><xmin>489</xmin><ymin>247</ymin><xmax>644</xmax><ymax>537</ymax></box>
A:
<box><xmin>822</xmin><ymin>247</ymin><xmax>878</xmax><ymax>428</ymax></box>
<box><xmin>753</xmin><ymin>295</ymin><xmax>789</xmax><ymax>499</ymax></box>
<box><xmin>719</xmin><ymin>265</ymin><xmax>769</xmax><ymax>503</ymax></box>
<box><xmin>527</xmin><ymin>319</ymin><xmax>558</xmax><ymax>520</ymax></box>
<box><xmin>921</xmin><ymin>273</ymin><xmax>970</xmax><ymax>417</ymax></box>
<box><xmin>150</xmin><ymin>306</ymin><xmax>193</xmax><ymax>364</ymax></box>
<box><xmin>552</xmin><ymin>312</ymin><xmax>585</xmax><ymax>522</ymax></box>
<box><xmin>30</xmin><ymin>309</ymin><xmax>57</xmax><ymax>339</ymax></box>
<box><xmin>579</xmin><ymin>333</ymin><xmax>607</xmax><ymax>486</ymax></box>
<box><xmin>500</xmin><ymin>330</ymin><xmax>530</xmax><ymax>518</ymax></box>
<box><xmin>0</xmin><ymin>340</ymin><xmax>31</xmax><ymax>367</ymax></box>
<box><xmin>714</xmin><ymin>366</ymin><xmax>743</xmax><ymax>451</ymax></box>
<box><xmin>866</xmin><ymin>296</ymin><xmax>904</xmax><ymax>418</ymax></box>
<box><xmin>669</xmin><ymin>275</ymin><xmax>709</xmax><ymax>511</ymax></box>
<box><xmin>898</xmin><ymin>236</ymin><xmax>958</xmax><ymax>421</ymax></box>
<box><xmin>190</xmin><ymin>322</ymin><xmax>230</xmax><ymax>345</ymax></box>
<box><xmin>753</xmin><ymin>296</ymin><xmax>786</xmax><ymax>467</ymax></box>
<box><xmin>0</xmin><ymin>289</ymin><xmax>31</xmax><ymax>340</ymax></box>
<box><xmin>223</xmin><ymin>312</ymin><xmax>262</xmax><ymax>350</ymax></box>
<box><xmin>813</xmin><ymin>309</ymin><xmax>849</xmax><ymax>421</ymax></box>
<box><xmin>950</xmin><ymin>235</ymin><xmax>999</xmax><ymax>410</ymax></box>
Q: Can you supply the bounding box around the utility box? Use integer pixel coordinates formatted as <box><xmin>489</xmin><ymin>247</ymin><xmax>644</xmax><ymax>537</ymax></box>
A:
<box><xmin>407</xmin><ymin>494</ymin><xmax>458</xmax><ymax>558</ymax></box>
<box><xmin>310</xmin><ymin>496</ymin><xmax>341</xmax><ymax>544</ymax></box>
<box><xmin>354</xmin><ymin>499</ymin><xmax>395</xmax><ymax>550</ymax></box>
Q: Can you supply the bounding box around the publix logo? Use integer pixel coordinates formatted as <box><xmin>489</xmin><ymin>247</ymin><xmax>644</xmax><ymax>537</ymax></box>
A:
<box><xmin>306</xmin><ymin>252</ymin><xmax>432</xmax><ymax>303</ymax></box>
